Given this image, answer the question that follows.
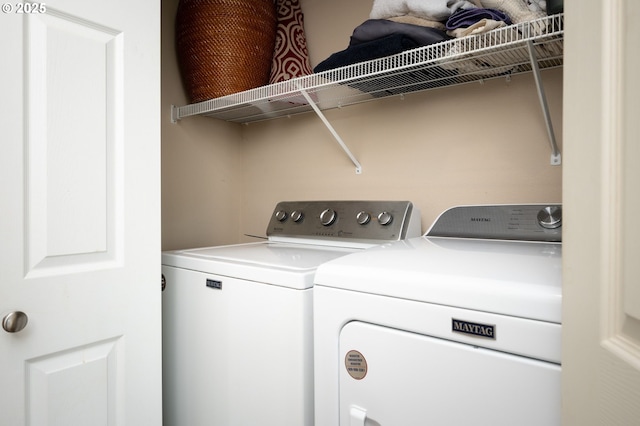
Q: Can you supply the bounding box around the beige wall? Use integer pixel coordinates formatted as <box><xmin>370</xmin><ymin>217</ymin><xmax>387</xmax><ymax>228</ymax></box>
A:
<box><xmin>162</xmin><ymin>0</ymin><xmax>243</xmax><ymax>250</ymax></box>
<box><xmin>162</xmin><ymin>0</ymin><xmax>563</xmax><ymax>249</ymax></box>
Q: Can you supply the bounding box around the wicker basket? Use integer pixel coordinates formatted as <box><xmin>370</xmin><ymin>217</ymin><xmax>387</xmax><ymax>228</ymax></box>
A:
<box><xmin>175</xmin><ymin>0</ymin><xmax>277</xmax><ymax>103</ymax></box>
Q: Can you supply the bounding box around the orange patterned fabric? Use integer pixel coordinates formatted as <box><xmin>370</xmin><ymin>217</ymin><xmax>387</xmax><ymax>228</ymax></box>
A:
<box><xmin>269</xmin><ymin>0</ymin><xmax>313</xmax><ymax>83</ymax></box>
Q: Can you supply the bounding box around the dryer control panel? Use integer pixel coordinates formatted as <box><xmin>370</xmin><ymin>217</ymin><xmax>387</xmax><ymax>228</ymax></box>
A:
<box><xmin>426</xmin><ymin>204</ymin><xmax>562</xmax><ymax>242</ymax></box>
<box><xmin>266</xmin><ymin>200</ymin><xmax>421</xmax><ymax>243</ymax></box>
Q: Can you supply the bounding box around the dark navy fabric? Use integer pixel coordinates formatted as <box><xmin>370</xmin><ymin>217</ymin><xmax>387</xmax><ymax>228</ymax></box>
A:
<box><xmin>445</xmin><ymin>8</ymin><xmax>511</xmax><ymax>30</ymax></box>
<box><xmin>349</xmin><ymin>19</ymin><xmax>450</xmax><ymax>47</ymax></box>
<box><xmin>314</xmin><ymin>34</ymin><xmax>421</xmax><ymax>73</ymax></box>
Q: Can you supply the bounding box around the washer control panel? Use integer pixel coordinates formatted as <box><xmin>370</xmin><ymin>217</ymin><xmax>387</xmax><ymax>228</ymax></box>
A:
<box><xmin>266</xmin><ymin>201</ymin><xmax>421</xmax><ymax>242</ymax></box>
<box><xmin>426</xmin><ymin>204</ymin><xmax>562</xmax><ymax>242</ymax></box>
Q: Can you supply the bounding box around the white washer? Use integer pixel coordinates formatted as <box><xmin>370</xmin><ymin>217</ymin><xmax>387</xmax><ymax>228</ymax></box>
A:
<box><xmin>161</xmin><ymin>200</ymin><xmax>420</xmax><ymax>426</ymax></box>
<box><xmin>313</xmin><ymin>204</ymin><xmax>562</xmax><ymax>426</ymax></box>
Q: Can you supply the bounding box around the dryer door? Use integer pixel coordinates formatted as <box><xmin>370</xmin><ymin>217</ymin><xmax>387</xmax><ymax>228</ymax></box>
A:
<box><xmin>339</xmin><ymin>321</ymin><xmax>560</xmax><ymax>426</ymax></box>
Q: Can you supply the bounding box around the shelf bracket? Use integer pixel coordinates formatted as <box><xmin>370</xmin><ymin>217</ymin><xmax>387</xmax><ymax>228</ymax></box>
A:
<box><xmin>527</xmin><ymin>40</ymin><xmax>561</xmax><ymax>165</ymax></box>
<box><xmin>298</xmin><ymin>88</ymin><xmax>362</xmax><ymax>174</ymax></box>
<box><xmin>170</xmin><ymin>104</ymin><xmax>179</xmax><ymax>124</ymax></box>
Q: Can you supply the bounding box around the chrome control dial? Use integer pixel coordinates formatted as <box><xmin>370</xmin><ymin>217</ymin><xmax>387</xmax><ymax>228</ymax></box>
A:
<box><xmin>537</xmin><ymin>206</ymin><xmax>562</xmax><ymax>229</ymax></box>
<box><xmin>356</xmin><ymin>211</ymin><xmax>371</xmax><ymax>225</ymax></box>
<box><xmin>377</xmin><ymin>211</ymin><xmax>393</xmax><ymax>226</ymax></box>
<box><xmin>320</xmin><ymin>209</ymin><xmax>337</xmax><ymax>226</ymax></box>
<box><xmin>274</xmin><ymin>210</ymin><xmax>288</xmax><ymax>222</ymax></box>
<box><xmin>291</xmin><ymin>210</ymin><xmax>304</xmax><ymax>222</ymax></box>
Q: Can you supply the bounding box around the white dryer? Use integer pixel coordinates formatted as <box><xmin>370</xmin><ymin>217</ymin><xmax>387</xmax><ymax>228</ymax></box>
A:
<box><xmin>161</xmin><ymin>200</ymin><xmax>420</xmax><ymax>426</ymax></box>
<box><xmin>313</xmin><ymin>204</ymin><xmax>562</xmax><ymax>426</ymax></box>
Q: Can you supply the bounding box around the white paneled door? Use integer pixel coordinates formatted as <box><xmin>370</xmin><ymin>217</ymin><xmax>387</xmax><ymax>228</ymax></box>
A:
<box><xmin>563</xmin><ymin>0</ymin><xmax>640</xmax><ymax>424</ymax></box>
<box><xmin>0</xmin><ymin>1</ymin><xmax>161</xmax><ymax>425</ymax></box>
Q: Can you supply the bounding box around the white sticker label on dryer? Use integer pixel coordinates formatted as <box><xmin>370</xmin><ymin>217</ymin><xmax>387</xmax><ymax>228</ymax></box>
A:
<box><xmin>345</xmin><ymin>350</ymin><xmax>368</xmax><ymax>380</ymax></box>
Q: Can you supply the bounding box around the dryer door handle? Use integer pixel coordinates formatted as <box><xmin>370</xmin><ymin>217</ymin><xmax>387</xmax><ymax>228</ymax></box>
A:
<box><xmin>350</xmin><ymin>405</ymin><xmax>367</xmax><ymax>426</ymax></box>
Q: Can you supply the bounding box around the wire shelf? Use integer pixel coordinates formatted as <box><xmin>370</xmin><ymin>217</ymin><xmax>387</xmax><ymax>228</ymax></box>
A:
<box><xmin>172</xmin><ymin>14</ymin><xmax>563</xmax><ymax>124</ymax></box>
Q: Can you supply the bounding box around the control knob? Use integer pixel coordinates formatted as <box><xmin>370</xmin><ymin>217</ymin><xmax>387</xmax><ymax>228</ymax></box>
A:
<box><xmin>356</xmin><ymin>211</ymin><xmax>371</xmax><ymax>225</ymax></box>
<box><xmin>320</xmin><ymin>209</ymin><xmax>337</xmax><ymax>226</ymax></box>
<box><xmin>274</xmin><ymin>210</ymin><xmax>288</xmax><ymax>222</ymax></box>
<box><xmin>537</xmin><ymin>206</ymin><xmax>562</xmax><ymax>229</ymax></box>
<box><xmin>291</xmin><ymin>210</ymin><xmax>304</xmax><ymax>222</ymax></box>
<box><xmin>377</xmin><ymin>211</ymin><xmax>393</xmax><ymax>226</ymax></box>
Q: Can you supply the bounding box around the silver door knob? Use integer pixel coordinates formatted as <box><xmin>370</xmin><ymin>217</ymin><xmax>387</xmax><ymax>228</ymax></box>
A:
<box><xmin>2</xmin><ymin>311</ymin><xmax>28</xmax><ymax>333</ymax></box>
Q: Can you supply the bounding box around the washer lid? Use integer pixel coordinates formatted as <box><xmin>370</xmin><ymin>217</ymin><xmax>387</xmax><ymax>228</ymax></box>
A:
<box><xmin>162</xmin><ymin>242</ymin><xmax>357</xmax><ymax>289</ymax></box>
<box><xmin>314</xmin><ymin>237</ymin><xmax>562</xmax><ymax>323</ymax></box>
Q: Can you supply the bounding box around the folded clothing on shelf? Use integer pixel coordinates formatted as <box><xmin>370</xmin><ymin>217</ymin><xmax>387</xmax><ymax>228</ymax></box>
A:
<box><xmin>314</xmin><ymin>33</ymin><xmax>423</xmax><ymax>73</ymax></box>
<box><xmin>445</xmin><ymin>7</ymin><xmax>511</xmax><ymax>30</ymax></box>
<box><xmin>447</xmin><ymin>18</ymin><xmax>507</xmax><ymax>38</ymax></box>
<box><xmin>387</xmin><ymin>14</ymin><xmax>446</xmax><ymax>30</ymax></box>
<box><xmin>310</xmin><ymin>0</ymin><xmax>558</xmax><ymax>97</ymax></box>
<box><xmin>350</xmin><ymin>19</ymin><xmax>452</xmax><ymax>46</ymax></box>
<box><xmin>313</xmin><ymin>30</ymin><xmax>457</xmax><ymax>98</ymax></box>
<box><xmin>478</xmin><ymin>0</ymin><xmax>545</xmax><ymax>25</ymax></box>
<box><xmin>370</xmin><ymin>0</ymin><xmax>478</xmax><ymax>21</ymax></box>
<box><xmin>314</xmin><ymin>22</ymin><xmax>450</xmax><ymax>73</ymax></box>
<box><xmin>444</xmin><ymin>7</ymin><xmax>511</xmax><ymax>37</ymax></box>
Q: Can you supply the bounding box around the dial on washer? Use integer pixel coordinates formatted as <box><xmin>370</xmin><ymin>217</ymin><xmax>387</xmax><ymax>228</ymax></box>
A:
<box><xmin>356</xmin><ymin>211</ymin><xmax>371</xmax><ymax>225</ymax></box>
<box><xmin>275</xmin><ymin>210</ymin><xmax>288</xmax><ymax>222</ymax></box>
<box><xmin>377</xmin><ymin>211</ymin><xmax>393</xmax><ymax>226</ymax></box>
<box><xmin>537</xmin><ymin>206</ymin><xmax>562</xmax><ymax>229</ymax></box>
<box><xmin>291</xmin><ymin>210</ymin><xmax>304</xmax><ymax>222</ymax></box>
<box><xmin>320</xmin><ymin>209</ymin><xmax>337</xmax><ymax>226</ymax></box>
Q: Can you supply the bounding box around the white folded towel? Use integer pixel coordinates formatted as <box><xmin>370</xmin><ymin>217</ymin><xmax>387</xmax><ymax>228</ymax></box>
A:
<box><xmin>480</xmin><ymin>0</ymin><xmax>545</xmax><ymax>23</ymax></box>
<box><xmin>370</xmin><ymin>0</ymin><xmax>478</xmax><ymax>22</ymax></box>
